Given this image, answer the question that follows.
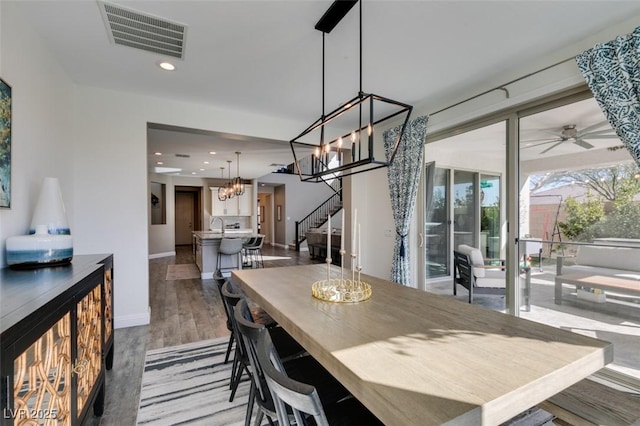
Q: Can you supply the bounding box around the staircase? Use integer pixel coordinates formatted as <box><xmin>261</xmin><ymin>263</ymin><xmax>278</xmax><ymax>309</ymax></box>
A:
<box><xmin>294</xmin><ymin>179</ymin><xmax>342</xmax><ymax>251</ymax></box>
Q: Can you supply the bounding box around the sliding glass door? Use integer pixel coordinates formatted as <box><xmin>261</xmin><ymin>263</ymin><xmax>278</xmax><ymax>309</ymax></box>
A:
<box><xmin>423</xmin><ymin>121</ymin><xmax>506</xmax><ymax>282</ymax></box>
<box><xmin>481</xmin><ymin>174</ymin><xmax>501</xmax><ymax>259</ymax></box>
<box><xmin>453</xmin><ymin>170</ymin><xmax>477</xmax><ymax>250</ymax></box>
<box><xmin>421</xmin><ymin>86</ymin><xmax>640</xmax><ymax>391</ymax></box>
<box><xmin>518</xmin><ymin>95</ymin><xmax>640</xmax><ymax>383</ymax></box>
<box><xmin>425</xmin><ymin>165</ymin><xmax>450</xmax><ymax>278</ymax></box>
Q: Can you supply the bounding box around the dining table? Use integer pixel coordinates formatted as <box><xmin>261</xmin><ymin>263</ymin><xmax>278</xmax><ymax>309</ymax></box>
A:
<box><xmin>231</xmin><ymin>264</ymin><xmax>613</xmax><ymax>425</ymax></box>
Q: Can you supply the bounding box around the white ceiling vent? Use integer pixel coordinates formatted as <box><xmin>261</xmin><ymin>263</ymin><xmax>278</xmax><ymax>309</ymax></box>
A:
<box><xmin>99</xmin><ymin>1</ymin><xmax>187</xmax><ymax>59</ymax></box>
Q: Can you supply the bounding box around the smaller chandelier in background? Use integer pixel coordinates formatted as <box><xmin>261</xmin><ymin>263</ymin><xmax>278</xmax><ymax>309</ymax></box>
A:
<box><xmin>217</xmin><ymin>162</ymin><xmax>237</xmax><ymax>201</ymax></box>
<box><xmin>217</xmin><ymin>166</ymin><xmax>228</xmax><ymax>201</ymax></box>
<box><xmin>232</xmin><ymin>152</ymin><xmax>245</xmax><ymax>196</ymax></box>
<box><xmin>217</xmin><ymin>155</ymin><xmax>245</xmax><ymax>201</ymax></box>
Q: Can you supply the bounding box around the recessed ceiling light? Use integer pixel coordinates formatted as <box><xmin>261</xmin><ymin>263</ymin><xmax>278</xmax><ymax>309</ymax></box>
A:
<box><xmin>158</xmin><ymin>61</ymin><xmax>175</xmax><ymax>71</ymax></box>
<box><xmin>192</xmin><ymin>172</ymin><xmax>197</xmax><ymax>175</ymax></box>
<box><xmin>203</xmin><ymin>161</ymin><xmax>209</xmax><ymax>164</ymax></box>
<box><xmin>209</xmin><ymin>151</ymin><xmax>216</xmax><ymax>155</ymax></box>
<box><xmin>155</xmin><ymin>167</ymin><xmax>181</xmax><ymax>174</ymax></box>
<box><xmin>155</xmin><ymin>152</ymin><xmax>162</xmax><ymax>155</ymax></box>
<box><xmin>199</xmin><ymin>168</ymin><xmax>205</xmax><ymax>171</ymax></box>
<box><xmin>157</xmin><ymin>161</ymin><xmax>164</xmax><ymax>165</ymax></box>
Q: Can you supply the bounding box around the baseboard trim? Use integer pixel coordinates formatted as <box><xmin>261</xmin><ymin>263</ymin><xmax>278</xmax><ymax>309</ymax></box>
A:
<box><xmin>149</xmin><ymin>251</ymin><xmax>176</xmax><ymax>259</ymax></box>
<box><xmin>115</xmin><ymin>309</ymin><xmax>150</xmax><ymax>329</ymax></box>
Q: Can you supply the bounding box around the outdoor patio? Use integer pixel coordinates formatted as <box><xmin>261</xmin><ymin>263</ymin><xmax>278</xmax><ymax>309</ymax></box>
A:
<box><xmin>426</xmin><ymin>260</ymin><xmax>640</xmax><ymax>382</ymax></box>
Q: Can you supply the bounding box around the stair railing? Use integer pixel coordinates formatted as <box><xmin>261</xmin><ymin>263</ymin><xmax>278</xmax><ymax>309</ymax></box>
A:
<box><xmin>294</xmin><ymin>180</ymin><xmax>342</xmax><ymax>251</ymax></box>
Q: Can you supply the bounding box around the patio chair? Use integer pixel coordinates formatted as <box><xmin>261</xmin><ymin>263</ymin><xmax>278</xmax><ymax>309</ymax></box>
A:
<box><xmin>453</xmin><ymin>244</ymin><xmax>506</xmax><ymax>303</ymax></box>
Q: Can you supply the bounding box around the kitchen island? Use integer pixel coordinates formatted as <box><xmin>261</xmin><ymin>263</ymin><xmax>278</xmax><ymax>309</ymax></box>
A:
<box><xmin>193</xmin><ymin>230</ymin><xmax>253</xmax><ymax>278</ymax></box>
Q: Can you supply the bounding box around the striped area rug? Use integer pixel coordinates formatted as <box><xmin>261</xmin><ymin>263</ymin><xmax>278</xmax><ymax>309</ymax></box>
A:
<box><xmin>136</xmin><ymin>337</ymin><xmax>257</xmax><ymax>425</ymax></box>
<box><xmin>137</xmin><ymin>338</ymin><xmax>554</xmax><ymax>426</ymax></box>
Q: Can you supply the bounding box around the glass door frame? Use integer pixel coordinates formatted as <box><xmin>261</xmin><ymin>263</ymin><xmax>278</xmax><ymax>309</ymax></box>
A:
<box><xmin>420</xmin><ymin>85</ymin><xmax>591</xmax><ymax>315</ymax></box>
<box><xmin>421</xmin><ymin>85</ymin><xmax>640</xmax><ymax>389</ymax></box>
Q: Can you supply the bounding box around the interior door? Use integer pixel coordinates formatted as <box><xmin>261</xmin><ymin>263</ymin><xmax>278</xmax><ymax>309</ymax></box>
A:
<box><xmin>175</xmin><ymin>191</ymin><xmax>195</xmax><ymax>245</ymax></box>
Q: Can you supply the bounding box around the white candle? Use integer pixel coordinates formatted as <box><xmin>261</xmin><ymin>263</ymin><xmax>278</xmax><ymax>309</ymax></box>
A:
<box><xmin>358</xmin><ymin>223</ymin><xmax>361</xmax><ymax>264</ymax></box>
<box><xmin>327</xmin><ymin>213</ymin><xmax>331</xmax><ymax>258</ymax></box>
<box><xmin>352</xmin><ymin>208</ymin><xmax>357</xmax><ymax>253</ymax></box>
<box><xmin>341</xmin><ymin>212</ymin><xmax>345</xmax><ymax>251</ymax></box>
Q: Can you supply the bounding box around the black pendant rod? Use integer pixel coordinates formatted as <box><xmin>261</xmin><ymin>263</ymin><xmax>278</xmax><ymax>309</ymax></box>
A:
<box><xmin>359</xmin><ymin>0</ymin><xmax>363</xmax><ymax>95</ymax></box>
<box><xmin>322</xmin><ymin>32</ymin><xmax>325</xmax><ymax>119</ymax></box>
<box><xmin>321</xmin><ymin>32</ymin><xmax>325</xmax><ymax>147</ymax></box>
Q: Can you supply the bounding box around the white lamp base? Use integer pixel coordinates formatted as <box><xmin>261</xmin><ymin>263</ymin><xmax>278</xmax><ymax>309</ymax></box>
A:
<box><xmin>6</xmin><ymin>233</ymin><xmax>73</xmax><ymax>268</ymax></box>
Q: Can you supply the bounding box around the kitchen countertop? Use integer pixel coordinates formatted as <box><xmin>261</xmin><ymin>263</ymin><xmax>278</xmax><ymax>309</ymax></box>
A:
<box><xmin>193</xmin><ymin>230</ymin><xmax>254</xmax><ymax>240</ymax></box>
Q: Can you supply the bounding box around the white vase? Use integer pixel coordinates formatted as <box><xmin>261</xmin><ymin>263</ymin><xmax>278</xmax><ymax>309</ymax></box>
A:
<box><xmin>6</xmin><ymin>177</ymin><xmax>73</xmax><ymax>267</ymax></box>
<box><xmin>30</xmin><ymin>177</ymin><xmax>71</xmax><ymax>235</ymax></box>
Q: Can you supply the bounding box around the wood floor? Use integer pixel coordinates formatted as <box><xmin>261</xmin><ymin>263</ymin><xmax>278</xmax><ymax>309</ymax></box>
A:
<box><xmin>87</xmin><ymin>244</ymin><xmax>319</xmax><ymax>426</ymax></box>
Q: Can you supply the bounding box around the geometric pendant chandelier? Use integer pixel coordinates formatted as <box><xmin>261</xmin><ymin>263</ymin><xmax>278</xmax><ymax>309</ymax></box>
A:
<box><xmin>290</xmin><ymin>0</ymin><xmax>413</xmax><ymax>183</ymax></box>
<box><xmin>217</xmin><ymin>152</ymin><xmax>245</xmax><ymax>201</ymax></box>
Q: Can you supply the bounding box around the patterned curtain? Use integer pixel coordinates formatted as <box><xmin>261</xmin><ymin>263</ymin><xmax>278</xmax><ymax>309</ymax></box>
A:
<box><xmin>576</xmin><ymin>26</ymin><xmax>640</xmax><ymax>167</ymax></box>
<box><xmin>383</xmin><ymin>115</ymin><xmax>428</xmax><ymax>285</ymax></box>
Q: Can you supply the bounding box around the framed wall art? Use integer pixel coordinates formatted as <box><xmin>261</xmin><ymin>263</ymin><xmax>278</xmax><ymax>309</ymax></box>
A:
<box><xmin>0</xmin><ymin>78</ymin><xmax>11</xmax><ymax>209</ymax></box>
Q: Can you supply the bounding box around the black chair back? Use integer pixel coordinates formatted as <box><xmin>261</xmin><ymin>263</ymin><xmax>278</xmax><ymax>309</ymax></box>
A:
<box><xmin>256</xmin><ymin>333</ymin><xmax>327</xmax><ymax>426</ymax></box>
<box><xmin>233</xmin><ymin>299</ymin><xmax>276</xmax><ymax>413</ymax></box>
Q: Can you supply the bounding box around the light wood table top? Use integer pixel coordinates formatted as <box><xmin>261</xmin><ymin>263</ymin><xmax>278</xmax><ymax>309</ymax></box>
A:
<box><xmin>232</xmin><ymin>264</ymin><xmax>613</xmax><ymax>426</ymax></box>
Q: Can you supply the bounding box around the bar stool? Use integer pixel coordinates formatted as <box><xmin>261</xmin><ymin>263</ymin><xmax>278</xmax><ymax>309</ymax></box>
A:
<box><xmin>243</xmin><ymin>235</ymin><xmax>265</xmax><ymax>268</ymax></box>
<box><xmin>216</xmin><ymin>238</ymin><xmax>244</xmax><ymax>275</ymax></box>
<box><xmin>242</xmin><ymin>236</ymin><xmax>257</xmax><ymax>267</ymax></box>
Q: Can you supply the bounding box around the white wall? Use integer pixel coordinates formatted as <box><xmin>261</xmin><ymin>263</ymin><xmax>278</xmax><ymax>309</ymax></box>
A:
<box><xmin>72</xmin><ymin>86</ymin><xmax>307</xmax><ymax>328</ymax></box>
<box><xmin>148</xmin><ymin>172</ymin><xmax>175</xmax><ymax>257</ymax></box>
<box><xmin>0</xmin><ymin>3</ymin><xmax>75</xmax><ymax>266</ymax></box>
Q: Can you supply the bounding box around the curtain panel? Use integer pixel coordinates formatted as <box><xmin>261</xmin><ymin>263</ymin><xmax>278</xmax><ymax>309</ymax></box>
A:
<box><xmin>576</xmin><ymin>25</ymin><xmax>640</xmax><ymax>167</ymax></box>
<box><xmin>383</xmin><ymin>115</ymin><xmax>428</xmax><ymax>286</ymax></box>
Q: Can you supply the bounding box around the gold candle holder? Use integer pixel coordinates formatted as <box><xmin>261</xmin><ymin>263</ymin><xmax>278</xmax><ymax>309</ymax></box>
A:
<box><xmin>311</xmin><ymin>278</ymin><xmax>372</xmax><ymax>303</ymax></box>
<box><xmin>312</xmin><ymin>251</ymin><xmax>371</xmax><ymax>303</ymax></box>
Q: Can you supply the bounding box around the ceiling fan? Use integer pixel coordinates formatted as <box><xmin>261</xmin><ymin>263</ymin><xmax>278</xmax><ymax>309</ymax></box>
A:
<box><xmin>522</xmin><ymin>120</ymin><xmax>617</xmax><ymax>154</ymax></box>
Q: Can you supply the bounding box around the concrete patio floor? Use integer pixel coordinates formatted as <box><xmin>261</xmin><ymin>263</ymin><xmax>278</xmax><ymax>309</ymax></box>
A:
<box><xmin>426</xmin><ymin>267</ymin><xmax>640</xmax><ymax>382</ymax></box>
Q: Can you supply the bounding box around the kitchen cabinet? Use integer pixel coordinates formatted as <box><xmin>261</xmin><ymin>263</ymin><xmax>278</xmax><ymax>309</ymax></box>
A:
<box><xmin>210</xmin><ymin>184</ymin><xmax>253</xmax><ymax>216</ymax></box>
<box><xmin>0</xmin><ymin>254</ymin><xmax>114</xmax><ymax>426</ymax></box>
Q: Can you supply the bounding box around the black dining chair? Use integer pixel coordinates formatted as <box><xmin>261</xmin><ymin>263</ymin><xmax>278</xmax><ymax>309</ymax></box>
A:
<box><xmin>220</xmin><ymin>281</ymin><xmax>252</xmax><ymax>402</ymax></box>
<box><xmin>214</xmin><ymin>269</ymin><xmax>277</xmax><ymax>364</ymax></box>
<box><xmin>234</xmin><ymin>299</ymin><xmax>358</xmax><ymax>426</ymax></box>
<box><xmin>213</xmin><ymin>269</ymin><xmax>235</xmax><ymax>364</ymax></box>
<box><xmin>221</xmin><ymin>282</ymin><xmax>306</xmax><ymax>403</ymax></box>
<box><xmin>256</xmin><ymin>332</ymin><xmax>383</xmax><ymax>426</ymax></box>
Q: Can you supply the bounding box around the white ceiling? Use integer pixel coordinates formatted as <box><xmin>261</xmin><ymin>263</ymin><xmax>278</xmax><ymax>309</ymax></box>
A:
<box><xmin>12</xmin><ymin>0</ymin><xmax>640</xmax><ymax>179</ymax></box>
